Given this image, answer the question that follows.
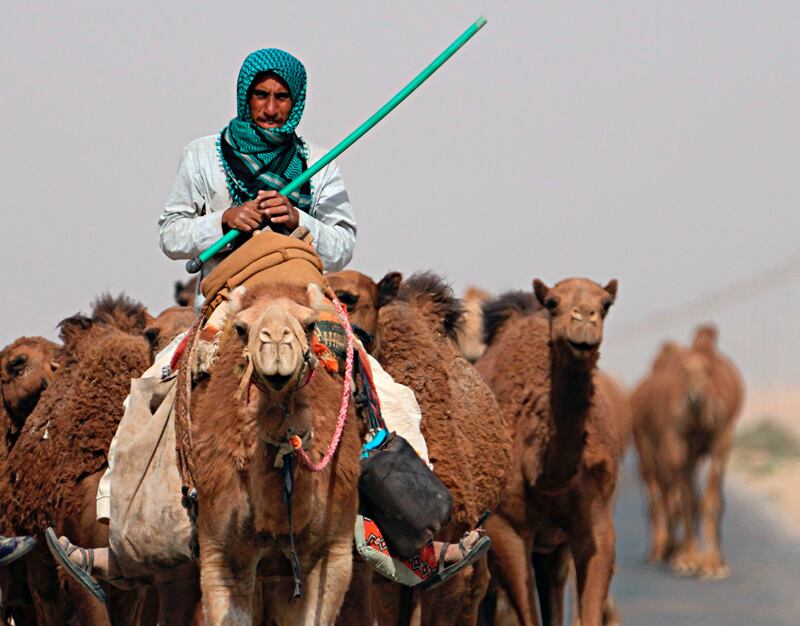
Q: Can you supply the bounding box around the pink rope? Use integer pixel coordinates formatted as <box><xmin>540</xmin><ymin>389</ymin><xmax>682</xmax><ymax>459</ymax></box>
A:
<box><xmin>295</xmin><ymin>298</ymin><xmax>355</xmax><ymax>472</ymax></box>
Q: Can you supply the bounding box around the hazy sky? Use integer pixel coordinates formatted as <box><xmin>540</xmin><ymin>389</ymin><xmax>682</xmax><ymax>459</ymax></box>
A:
<box><xmin>2</xmin><ymin>1</ymin><xmax>799</xmax><ymax>392</ymax></box>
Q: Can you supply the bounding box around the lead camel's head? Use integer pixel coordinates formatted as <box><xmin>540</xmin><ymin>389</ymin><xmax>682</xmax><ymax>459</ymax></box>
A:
<box><xmin>229</xmin><ymin>284</ymin><xmax>324</xmax><ymax>400</ymax></box>
<box><xmin>533</xmin><ymin>277</ymin><xmax>618</xmax><ymax>368</ymax></box>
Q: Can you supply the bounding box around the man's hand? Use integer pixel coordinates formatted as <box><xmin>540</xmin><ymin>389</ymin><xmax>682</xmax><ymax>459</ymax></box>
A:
<box><xmin>221</xmin><ymin>199</ymin><xmax>263</xmax><ymax>232</ymax></box>
<box><xmin>257</xmin><ymin>190</ymin><xmax>300</xmax><ymax>230</ymax></box>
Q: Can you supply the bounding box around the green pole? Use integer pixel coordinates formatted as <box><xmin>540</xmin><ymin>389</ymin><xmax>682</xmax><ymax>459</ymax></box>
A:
<box><xmin>186</xmin><ymin>15</ymin><xmax>488</xmax><ymax>273</ymax></box>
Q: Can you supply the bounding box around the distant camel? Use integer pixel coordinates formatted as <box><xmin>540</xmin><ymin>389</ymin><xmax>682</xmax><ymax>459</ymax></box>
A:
<box><xmin>456</xmin><ymin>286</ymin><xmax>492</xmax><ymax>363</ymax></box>
<box><xmin>631</xmin><ymin>326</ymin><xmax>744</xmax><ymax>578</ymax></box>
<box><xmin>476</xmin><ymin>278</ymin><xmax>621</xmax><ymax>626</ymax></box>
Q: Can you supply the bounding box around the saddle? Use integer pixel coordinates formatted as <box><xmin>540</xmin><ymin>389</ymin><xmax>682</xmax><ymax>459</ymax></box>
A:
<box><xmin>200</xmin><ymin>229</ymin><xmax>324</xmax><ymax>314</ymax></box>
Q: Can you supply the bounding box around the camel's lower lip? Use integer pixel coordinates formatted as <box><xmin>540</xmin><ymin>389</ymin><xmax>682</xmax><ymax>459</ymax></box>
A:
<box><xmin>568</xmin><ymin>340</ymin><xmax>596</xmax><ymax>354</ymax></box>
<box><xmin>264</xmin><ymin>373</ymin><xmax>292</xmax><ymax>389</ymax></box>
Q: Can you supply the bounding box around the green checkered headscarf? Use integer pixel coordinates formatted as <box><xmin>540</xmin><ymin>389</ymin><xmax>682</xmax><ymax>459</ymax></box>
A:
<box><xmin>218</xmin><ymin>48</ymin><xmax>311</xmax><ymax>210</ymax></box>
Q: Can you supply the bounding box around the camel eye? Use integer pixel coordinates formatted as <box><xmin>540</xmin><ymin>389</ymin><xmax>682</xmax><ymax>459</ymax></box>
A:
<box><xmin>336</xmin><ymin>291</ymin><xmax>359</xmax><ymax>313</ymax></box>
<box><xmin>8</xmin><ymin>356</ymin><xmax>27</xmax><ymax>377</ymax></box>
<box><xmin>234</xmin><ymin>322</ymin><xmax>249</xmax><ymax>341</ymax></box>
<box><xmin>544</xmin><ymin>297</ymin><xmax>559</xmax><ymax>311</ymax></box>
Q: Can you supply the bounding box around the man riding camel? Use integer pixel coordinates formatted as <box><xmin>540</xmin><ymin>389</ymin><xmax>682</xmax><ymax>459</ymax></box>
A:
<box><xmin>46</xmin><ymin>48</ymin><xmax>488</xmax><ymax>600</ymax></box>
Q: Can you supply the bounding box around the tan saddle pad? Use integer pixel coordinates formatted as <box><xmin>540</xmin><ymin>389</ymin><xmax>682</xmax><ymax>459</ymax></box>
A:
<box><xmin>200</xmin><ymin>231</ymin><xmax>325</xmax><ymax>313</ymax></box>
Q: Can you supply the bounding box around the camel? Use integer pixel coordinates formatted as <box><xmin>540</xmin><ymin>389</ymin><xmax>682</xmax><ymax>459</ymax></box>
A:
<box><xmin>187</xmin><ymin>282</ymin><xmax>362</xmax><ymax>625</ymax></box>
<box><xmin>456</xmin><ymin>286</ymin><xmax>492</xmax><ymax>363</ymax></box>
<box><xmin>475</xmin><ymin>278</ymin><xmax>621</xmax><ymax>626</ymax></box>
<box><xmin>0</xmin><ymin>337</ymin><xmax>61</xmax><ymax>451</ymax></box>
<box><xmin>327</xmin><ymin>270</ymin><xmax>512</xmax><ymax>626</ymax></box>
<box><xmin>143</xmin><ymin>305</ymin><xmax>197</xmax><ymax>361</ymax></box>
<box><xmin>3</xmin><ymin>296</ymin><xmax>194</xmax><ymax>625</ymax></box>
<box><xmin>631</xmin><ymin>326</ymin><xmax>743</xmax><ymax>579</ymax></box>
<box><xmin>0</xmin><ymin>336</ymin><xmax>61</xmax><ymax>625</ymax></box>
<box><xmin>3</xmin><ymin>295</ymin><xmax>153</xmax><ymax>625</ymax></box>
<box><xmin>174</xmin><ymin>277</ymin><xmax>198</xmax><ymax>308</ymax></box>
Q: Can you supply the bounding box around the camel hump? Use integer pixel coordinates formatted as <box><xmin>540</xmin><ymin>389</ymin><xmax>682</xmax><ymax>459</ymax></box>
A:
<box><xmin>398</xmin><ymin>272</ymin><xmax>464</xmax><ymax>340</ymax></box>
<box><xmin>57</xmin><ymin>314</ymin><xmax>94</xmax><ymax>351</ymax></box>
<box><xmin>691</xmin><ymin>324</ymin><xmax>719</xmax><ymax>355</ymax></box>
<box><xmin>482</xmin><ymin>290</ymin><xmax>540</xmax><ymax>346</ymax></box>
<box><xmin>91</xmin><ymin>293</ymin><xmax>151</xmax><ymax>334</ymax></box>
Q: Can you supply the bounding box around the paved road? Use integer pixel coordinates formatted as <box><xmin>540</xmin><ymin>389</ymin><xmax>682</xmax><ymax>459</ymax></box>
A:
<box><xmin>606</xmin><ymin>462</ymin><xmax>800</xmax><ymax>626</ymax></box>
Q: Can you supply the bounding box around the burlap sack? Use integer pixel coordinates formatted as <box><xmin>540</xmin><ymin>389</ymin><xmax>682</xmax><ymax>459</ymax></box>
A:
<box><xmin>109</xmin><ymin>375</ymin><xmax>193</xmax><ymax>580</ymax></box>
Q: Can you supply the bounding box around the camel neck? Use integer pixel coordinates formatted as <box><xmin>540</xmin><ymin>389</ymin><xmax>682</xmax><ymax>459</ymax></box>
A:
<box><xmin>537</xmin><ymin>348</ymin><xmax>596</xmax><ymax>493</ymax></box>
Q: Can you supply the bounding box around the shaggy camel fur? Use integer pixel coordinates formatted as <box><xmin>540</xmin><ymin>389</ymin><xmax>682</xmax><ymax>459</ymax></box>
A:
<box><xmin>328</xmin><ymin>270</ymin><xmax>512</xmax><ymax>626</ymax></box>
<box><xmin>631</xmin><ymin>326</ymin><xmax>743</xmax><ymax>579</ymax></box>
<box><xmin>189</xmin><ymin>283</ymin><xmax>361</xmax><ymax>625</ymax></box>
<box><xmin>0</xmin><ymin>336</ymin><xmax>61</xmax><ymax>626</ymax></box>
<box><xmin>476</xmin><ymin>278</ymin><xmax>621</xmax><ymax>626</ymax></box>
<box><xmin>456</xmin><ymin>286</ymin><xmax>492</xmax><ymax>363</ymax></box>
<box><xmin>2</xmin><ymin>295</ymin><xmax>168</xmax><ymax>626</ymax></box>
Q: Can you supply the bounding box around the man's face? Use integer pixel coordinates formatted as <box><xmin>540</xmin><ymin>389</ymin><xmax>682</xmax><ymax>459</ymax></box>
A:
<box><xmin>248</xmin><ymin>73</ymin><xmax>293</xmax><ymax>129</ymax></box>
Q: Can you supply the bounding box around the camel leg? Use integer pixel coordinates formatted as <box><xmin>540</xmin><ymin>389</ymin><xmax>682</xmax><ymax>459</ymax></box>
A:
<box><xmin>639</xmin><ymin>450</ymin><xmax>670</xmax><ymax>563</ymax></box>
<box><xmin>697</xmin><ymin>430</ymin><xmax>733</xmax><ymax>579</ymax></box>
<box><xmin>155</xmin><ymin>565</ymin><xmax>202</xmax><ymax>626</ymax></box>
<box><xmin>484</xmin><ymin>516</ymin><xmax>538</xmax><ymax>626</ymax></box>
<box><xmin>336</xmin><ymin>553</ymin><xmax>374</xmax><ymax>626</ymax></box>
<box><xmin>669</xmin><ymin>458</ymin><xmax>701</xmax><ymax>576</ymax></box>
<box><xmin>532</xmin><ymin>543</ymin><xmax>570</xmax><ymax>626</ymax></box>
<box><xmin>198</xmin><ymin>540</ymin><xmax>257</xmax><ymax>626</ymax></box>
<box><xmin>572</xmin><ymin>507</ymin><xmax>615</xmax><ymax>626</ymax></box>
<box><xmin>25</xmin><ymin>546</ymin><xmax>68</xmax><ymax>626</ymax></box>
<box><xmin>292</xmin><ymin>540</ymin><xmax>354</xmax><ymax>626</ymax></box>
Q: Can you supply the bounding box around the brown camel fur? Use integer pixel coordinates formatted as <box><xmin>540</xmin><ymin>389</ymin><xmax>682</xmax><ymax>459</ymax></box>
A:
<box><xmin>189</xmin><ymin>282</ymin><xmax>361</xmax><ymax>625</ymax></box>
<box><xmin>475</xmin><ymin>278</ymin><xmax>621</xmax><ymax>626</ymax></box>
<box><xmin>631</xmin><ymin>326</ymin><xmax>744</xmax><ymax>579</ymax></box>
<box><xmin>456</xmin><ymin>286</ymin><xmax>492</xmax><ymax>363</ymax></box>
<box><xmin>2</xmin><ymin>295</ymin><xmax>186</xmax><ymax>625</ymax></box>
<box><xmin>0</xmin><ymin>336</ymin><xmax>61</xmax><ymax>626</ymax></box>
<box><xmin>595</xmin><ymin>372</ymin><xmax>632</xmax><ymax>458</ymax></box>
<box><xmin>327</xmin><ymin>270</ymin><xmax>512</xmax><ymax>626</ymax></box>
<box><xmin>143</xmin><ymin>305</ymin><xmax>197</xmax><ymax>361</ymax></box>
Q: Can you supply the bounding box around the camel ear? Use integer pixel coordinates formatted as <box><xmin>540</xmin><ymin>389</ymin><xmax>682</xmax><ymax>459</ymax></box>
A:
<box><xmin>532</xmin><ymin>279</ymin><xmax>551</xmax><ymax>307</ymax></box>
<box><xmin>603</xmin><ymin>279</ymin><xmax>618</xmax><ymax>301</ymax></box>
<box><xmin>306</xmin><ymin>283</ymin><xmax>326</xmax><ymax>313</ymax></box>
<box><xmin>228</xmin><ymin>286</ymin><xmax>248</xmax><ymax>314</ymax></box>
<box><xmin>377</xmin><ymin>272</ymin><xmax>402</xmax><ymax>308</ymax></box>
<box><xmin>143</xmin><ymin>326</ymin><xmax>160</xmax><ymax>348</ymax></box>
<box><xmin>692</xmin><ymin>324</ymin><xmax>718</xmax><ymax>354</ymax></box>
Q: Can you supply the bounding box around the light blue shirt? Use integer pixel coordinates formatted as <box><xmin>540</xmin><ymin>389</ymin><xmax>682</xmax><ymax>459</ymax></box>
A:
<box><xmin>158</xmin><ymin>135</ymin><xmax>358</xmax><ymax>291</ymax></box>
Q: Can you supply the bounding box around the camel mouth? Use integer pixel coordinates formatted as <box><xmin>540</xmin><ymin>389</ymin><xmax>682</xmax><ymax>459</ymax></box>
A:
<box><xmin>263</xmin><ymin>373</ymin><xmax>293</xmax><ymax>390</ymax></box>
<box><xmin>567</xmin><ymin>340</ymin><xmax>597</xmax><ymax>356</ymax></box>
